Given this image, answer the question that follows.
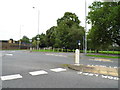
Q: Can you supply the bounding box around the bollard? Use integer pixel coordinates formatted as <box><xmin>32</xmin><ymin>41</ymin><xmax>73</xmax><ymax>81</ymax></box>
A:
<box><xmin>30</xmin><ymin>47</ymin><xmax>32</xmax><ymax>51</ymax></box>
<box><xmin>75</xmin><ymin>49</ymin><xmax>80</xmax><ymax>65</ymax></box>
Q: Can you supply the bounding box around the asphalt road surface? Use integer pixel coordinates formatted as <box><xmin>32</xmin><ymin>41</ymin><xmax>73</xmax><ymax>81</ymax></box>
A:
<box><xmin>0</xmin><ymin>50</ymin><xmax>119</xmax><ymax>88</ymax></box>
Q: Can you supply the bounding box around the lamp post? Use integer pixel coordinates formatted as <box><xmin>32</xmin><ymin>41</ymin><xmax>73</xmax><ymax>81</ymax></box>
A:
<box><xmin>19</xmin><ymin>25</ymin><xmax>22</xmax><ymax>49</ymax></box>
<box><xmin>29</xmin><ymin>39</ymin><xmax>32</xmax><ymax>51</ymax></box>
<box><xmin>84</xmin><ymin>0</ymin><xmax>87</xmax><ymax>55</ymax></box>
<box><xmin>37</xmin><ymin>37</ymin><xmax>40</xmax><ymax>50</ymax></box>
<box><xmin>33</xmin><ymin>7</ymin><xmax>40</xmax><ymax>50</ymax></box>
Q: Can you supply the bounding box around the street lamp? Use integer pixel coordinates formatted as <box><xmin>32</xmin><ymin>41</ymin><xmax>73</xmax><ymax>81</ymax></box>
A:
<box><xmin>37</xmin><ymin>37</ymin><xmax>40</xmax><ymax>50</ymax></box>
<box><xmin>33</xmin><ymin>7</ymin><xmax>40</xmax><ymax>50</ymax></box>
<box><xmin>29</xmin><ymin>39</ymin><xmax>32</xmax><ymax>51</ymax></box>
<box><xmin>19</xmin><ymin>25</ymin><xmax>23</xmax><ymax>49</ymax></box>
<box><xmin>84</xmin><ymin>0</ymin><xmax>87</xmax><ymax>55</ymax></box>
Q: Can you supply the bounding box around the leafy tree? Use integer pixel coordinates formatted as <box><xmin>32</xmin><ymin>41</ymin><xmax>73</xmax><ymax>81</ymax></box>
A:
<box><xmin>32</xmin><ymin>34</ymin><xmax>47</xmax><ymax>48</ymax></box>
<box><xmin>39</xmin><ymin>33</ymin><xmax>47</xmax><ymax>47</ymax></box>
<box><xmin>46</xmin><ymin>26</ymin><xmax>57</xmax><ymax>48</ymax></box>
<box><xmin>87</xmin><ymin>1</ymin><xmax>120</xmax><ymax>51</ymax></box>
<box><xmin>21</xmin><ymin>36</ymin><xmax>30</xmax><ymax>44</ymax></box>
<box><xmin>32</xmin><ymin>12</ymin><xmax>85</xmax><ymax>50</ymax></box>
<box><xmin>55</xmin><ymin>12</ymin><xmax>85</xmax><ymax>49</ymax></box>
<box><xmin>32</xmin><ymin>40</ymin><xmax>37</xmax><ymax>47</ymax></box>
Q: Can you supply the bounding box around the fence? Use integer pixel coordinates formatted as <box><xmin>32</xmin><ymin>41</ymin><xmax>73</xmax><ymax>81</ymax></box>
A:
<box><xmin>1</xmin><ymin>42</ymin><xmax>30</xmax><ymax>50</ymax></box>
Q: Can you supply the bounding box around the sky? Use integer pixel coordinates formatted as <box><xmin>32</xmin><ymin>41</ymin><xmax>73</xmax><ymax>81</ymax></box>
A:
<box><xmin>0</xmin><ymin>0</ymin><xmax>100</xmax><ymax>40</ymax></box>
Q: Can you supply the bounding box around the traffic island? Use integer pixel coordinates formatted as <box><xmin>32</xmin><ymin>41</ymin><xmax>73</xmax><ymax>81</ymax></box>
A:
<box><xmin>62</xmin><ymin>64</ymin><xmax>119</xmax><ymax>77</ymax></box>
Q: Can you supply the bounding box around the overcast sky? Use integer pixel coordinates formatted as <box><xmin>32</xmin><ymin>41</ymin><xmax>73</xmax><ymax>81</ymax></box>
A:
<box><xmin>0</xmin><ymin>0</ymin><xmax>100</xmax><ymax>40</ymax></box>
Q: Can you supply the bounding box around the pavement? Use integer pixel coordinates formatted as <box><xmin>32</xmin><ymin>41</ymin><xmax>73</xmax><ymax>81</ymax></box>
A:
<box><xmin>0</xmin><ymin>50</ymin><xmax>119</xmax><ymax>88</ymax></box>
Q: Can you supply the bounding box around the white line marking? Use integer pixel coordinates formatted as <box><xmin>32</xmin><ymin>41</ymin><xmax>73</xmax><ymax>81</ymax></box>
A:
<box><xmin>50</xmin><ymin>68</ymin><xmax>66</xmax><ymax>72</ymax></box>
<box><xmin>108</xmin><ymin>76</ymin><xmax>114</xmax><ymax>80</ymax></box>
<box><xmin>88</xmin><ymin>73</ymin><xmax>94</xmax><ymax>76</ymax></box>
<box><xmin>1</xmin><ymin>74</ymin><xmax>22</xmax><ymax>81</ymax></box>
<box><xmin>11</xmin><ymin>51</ymin><xmax>15</xmax><ymax>52</ymax></box>
<box><xmin>29</xmin><ymin>70</ymin><xmax>48</xmax><ymax>76</ymax></box>
<box><xmin>94</xmin><ymin>74</ymin><xmax>99</xmax><ymax>77</ymax></box>
<box><xmin>102</xmin><ymin>75</ymin><xmax>108</xmax><ymax>79</ymax></box>
<box><xmin>77</xmin><ymin>72</ymin><xmax>83</xmax><ymax>74</ymax></box>
<box><xmin>5</xmin><ymin>54</ymin><xmax>13</xmax><ymax>56</ymax></box>
<box><xmin>83</xmin><ymin>73</ymin><xmax>89</xmax><ymax>76</ymax></box>
<box><xmin>113</xmin><ymin>77</ymin><xmax>119</xmax><ymax>80</ymax></box>
<box><xmin>113</xmin><ymin>67</ymin><xmax>117</xmax><ymax>68</ymax></box>
<box><xmin>45</xmin><ymin>53</ymin><xmax>67</xmax><ymax>57</ymax></box>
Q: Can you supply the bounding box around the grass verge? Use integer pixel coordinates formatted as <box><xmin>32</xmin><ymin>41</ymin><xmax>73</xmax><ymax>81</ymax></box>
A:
<box><xmin>86</xmin><ymin>54</ymin><xmax>120</xmax><ymax>59</ymax></box>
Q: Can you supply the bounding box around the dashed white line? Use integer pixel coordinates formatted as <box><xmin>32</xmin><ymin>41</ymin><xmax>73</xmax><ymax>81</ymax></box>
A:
<box><xmin>5</xmin><ymin>54</ymin><xmax>13</xmax><ymax>56</ymax></box>
<box><xmin>50</xmin><ymin>68</ymin><xmax>66</xmax><ymax>72</ymax></box>
<box><xmin>45</xmin><ymin>53</ymin><xmax>67</xmax><ymax>57</ymax></box>
<box><xmin>78</xmin><ymin>72</ymin><xmax>119</xmax><ymax>81</ymax></box>
<box><xmin>29</xmin><ymin>70</ymin><xmax>48</xmax><ymax>76</ymax></box>
<box><xmin>11</xmin><ymin>51</ymin><xmax>15</xmax><ymax>52</ymax></box>
<box><xmin>1</xmin><ymin>74</ymin><xmax>22</xmax><ymax>81</ymax></box>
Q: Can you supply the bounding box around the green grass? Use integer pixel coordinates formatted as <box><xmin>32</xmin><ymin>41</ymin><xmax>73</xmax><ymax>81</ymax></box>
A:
<box><xmin>32</xmin><ymin>49</ymin><xmax>76</xmax><ymax>52</ymax></box>
<box><xmin>86</xmin><ymin>54</ymin><xmax>120</xmax><ymax>59</ymax></box>
<box><xmin>99</xmin><ymin>51</ymin><xmax>120</xmax><ymax>54</ymax></box>
<box><xmin>32</xmin><ymin>49</ymin><xmax>61</xmax><ymax>52</ymax></box>
<box><xmin>32</xmin><ymin>49</ymin><xmax>120</xmax><ymax>55</ymax></box>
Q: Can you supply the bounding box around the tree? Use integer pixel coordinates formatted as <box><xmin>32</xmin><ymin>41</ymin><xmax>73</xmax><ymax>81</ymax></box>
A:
<box><xmin>46</xmin><ymin>26</ymin><xmax>57</xmax><ymax>48</ymax></box>
<box><xmin>87</xmin><ymin>1</ymin><xmax>120</xmax><ymax>51</ymax></box>
<box><xmin>55</xmin><ymin>12</ymin><xmax>85</xmax><ymax>49</ymax></box>
<box><xmin>39</xmin><ymin>33</ymin><xmax>47</xmax><ymax>48</ymax></box>
<box><xmin>21</xmin><ymin>36</ymin><xmax>30</xmax><ymax>44</ymax></box>
<box><xmin>32</xmin><ymin>34</ymin><xmax>47</xmax><ymax>48</ymax></box>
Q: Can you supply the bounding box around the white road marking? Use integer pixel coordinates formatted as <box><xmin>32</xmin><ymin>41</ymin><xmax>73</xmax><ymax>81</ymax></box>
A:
<box><xmin>11</xmin><ymin>51</ymin><xmax>15</xmax><ymax>52</ymax></box>
<box><xmin>5</xmin><ymin>54</ymin><xmax>13</xmax><ymax>56</ymax></box>
<box><xmin>29</xmin><ymin>70</ymin><xmax>48</xmax><ymax>76</ymax></box>
<box><xmin>102</xmin><ymin>75</ymin><xmax>108</xmax><ymax>79</ymax></box>
<box><xmin>1</xmin><ymin>74</ymin><xmax>22</xmax><ymax>81</ymax></box>
<box><xmin>88</xmin><ymin>73</ymin><xmax>94</xmax><ymax>76</ymax></box>
<box><xmin>83</xmin><ymin>73</ymin><xmax>89</xmax><ymax>76</ymax></box>
<box><xmin>45</xmin><ymin>53</ymin><xmax>67</xmax><ymax>57</ymax></box>
<box><xmin>50</xmin><ymin>68</ymin><xmax>66</xmax><ymax>72</ymax></box>
<box><xmin>107</xmin><ymin>76</ymin><xmax>114</xmax><ymax>80</ymax></box>
<box><xmin>78</xmin><ymin>72</ymin><xmax>119</xmax><ymax>81</ymax></box>
<box><xmin>101</xmin><ymin>75</ymin><xmax>119</xmax><ymax>80</ymax></box>
<box><xmin>113</xmin><ymin>67</ymin><xmax>117</xmax><ymax>68</ymax></box>
<box><xmin>113</xmin><ymin>77</ymin><xmax>119</xmax><ymax>80</ymax></box>
<box><xmin>77</xmin><ymin>72</ymin><xmax>83</xmax><ymax>74</ymax></box>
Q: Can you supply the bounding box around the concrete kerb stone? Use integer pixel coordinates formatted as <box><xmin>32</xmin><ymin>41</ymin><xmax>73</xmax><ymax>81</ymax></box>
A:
<box><xmin>67</xmin><ymin>64</ymin><xmax>119</xmax><ymax>77</ymax></box>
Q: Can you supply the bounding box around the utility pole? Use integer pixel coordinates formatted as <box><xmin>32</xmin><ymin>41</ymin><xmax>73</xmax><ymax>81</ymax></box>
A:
<box><xmin>84</xmin><ymin>0</ymin><xmax>87</xmax><ymax>55</ymax></box>
<box><xmin>33</xmin><ymin>7</ymin><xmax>40</xmax><ymax>50</ymax></box>
<box><xmin>19</xmin><ymin>25</ymin><xmax>22</xmax><ymax>49</ymax></box>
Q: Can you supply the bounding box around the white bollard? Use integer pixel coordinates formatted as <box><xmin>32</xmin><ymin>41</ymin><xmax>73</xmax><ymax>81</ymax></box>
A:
<box><xmin>75</xmin><ymin>49</ymin><xmax>80</xmax><ymax>65</ymax></box>
<box><xmin>30</xmin><ymin>47</ymin><xmax>32</xmax><ymax>51</ymax></box>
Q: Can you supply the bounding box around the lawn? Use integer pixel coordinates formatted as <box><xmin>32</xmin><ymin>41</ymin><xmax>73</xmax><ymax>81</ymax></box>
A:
<box><xmin>86</xmin><ymin>54</ymin><xmax>120</xmax><ymax>59</ymax></box>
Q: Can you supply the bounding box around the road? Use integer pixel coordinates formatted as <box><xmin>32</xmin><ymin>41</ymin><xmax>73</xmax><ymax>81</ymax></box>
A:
<box><xmin>0</xmin><ymin>50</ymin><xmax>118</xmax><ymax>88</ymax></box>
